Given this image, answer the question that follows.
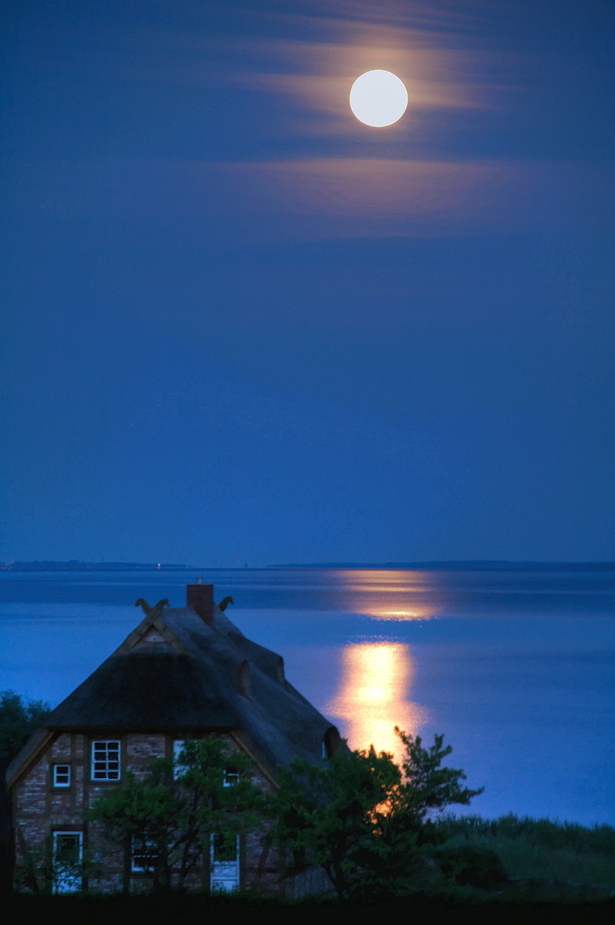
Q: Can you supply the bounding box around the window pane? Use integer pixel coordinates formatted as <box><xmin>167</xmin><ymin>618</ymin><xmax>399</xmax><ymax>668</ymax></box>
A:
<box><xmin>131</xmin><ymin>838</ymin><xmax>159</xmax><ymax>872</ymax></box>
<box><xmin>223</xmin><ymin>766</ymin><xmax>239</xmax><ymax>787</ymax></box>
<box><xmin>90</xmin><ymin>740</ymin><xmax>121</xmax><ymax>781</ymax></box>
<box><xmin>54</xmin><ymin>833</ymin><xmax>81</xmax><ymax>864</ymax></box>
<box><xmin>173</xmin><ymin>739</ymin><xmax>187</xmax><ymax>779</ymax></box>
<box><xmin>53</xmin><ymin>765</ymin><xmax>71</xmax><ymax>787</ymax></box>
<box><xmin>213</xmin><ymin>833</ymin><xmax>238</xmax><ymax>862</ymax></box>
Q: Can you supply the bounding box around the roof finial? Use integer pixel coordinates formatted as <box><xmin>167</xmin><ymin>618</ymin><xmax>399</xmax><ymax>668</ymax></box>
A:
<box><xmin>135</xmin><ymin>598</ymin><xmax>169</xmax><ymax>618</ymax></box>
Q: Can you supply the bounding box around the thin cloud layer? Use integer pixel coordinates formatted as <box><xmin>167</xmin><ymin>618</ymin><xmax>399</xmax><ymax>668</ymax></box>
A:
<box><xmin>201</xmin><ymin>13</ymin><xmax>493</xmax><ymax>136</ymax></box>
<box><xmin>17</xmin><ymin>156</ymin><xmax>612</xmax><ymax>243</ymax></box>
<box><xmin>8</xmin><ymin>1</ymin><xmax>612</xmax><ymax>243</ymax></box>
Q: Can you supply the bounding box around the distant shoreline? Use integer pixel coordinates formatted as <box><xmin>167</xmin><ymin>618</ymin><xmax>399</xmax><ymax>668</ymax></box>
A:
<box><xmin>0</xmin><ymin>561</ymin><xmax>188</xmax><ymax>572</ymax></box>
<box><xmin>2</xmin><ymin>560</ymin><xmax>615</xmax><ymax>572</ymax></box>
<box><xmin>274</xmin><ymin>561</ymin><xmax>615</xmax><ymax>571</ymax></box>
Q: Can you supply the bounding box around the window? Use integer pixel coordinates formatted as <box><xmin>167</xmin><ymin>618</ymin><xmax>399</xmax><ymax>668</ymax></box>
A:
<box><xmin>210</xmin><ymin>833</ymin><xmax>240</xmax><ymax>892</ymax></box>
<box><xmin>131</xmin><ymin>837</ymin><xmax>159</xmax><ymax>873</ymax></box>
<box><xmin>223</xmin><ymin>765</ymin><xmax>239</xmax><ymax>787</ymax></box>
<box><xmin>173</xmin><ymin>739</ymin><xmax>186</xmax><ymax>779</ymax></box>
<box><xmin>91</xmin><ymin>740</ymin><xmax>121</xmax><ymax>781</ymax></box>
<box><xmin>52</xmin><ymin>764</ymin><xmax>71</xmax><ymax>788</ymax></box>
<box><xmin>52</xmin><ymin>831</ymin><xmax>82</xmax><ymax>893</ymax></box>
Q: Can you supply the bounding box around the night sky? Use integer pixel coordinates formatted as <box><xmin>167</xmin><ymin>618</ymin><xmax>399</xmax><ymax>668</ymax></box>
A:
<box><xmin>2</xmin><ymin>0</ymin><xmax>614</xmax><ymax>566</ymax></box>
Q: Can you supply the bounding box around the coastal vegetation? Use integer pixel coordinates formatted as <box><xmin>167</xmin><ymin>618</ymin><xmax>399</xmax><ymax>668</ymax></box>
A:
<box><xmin>431</xmin><ymin>815</ymin><xmax>615</xmax><ymax>894</ymax></box>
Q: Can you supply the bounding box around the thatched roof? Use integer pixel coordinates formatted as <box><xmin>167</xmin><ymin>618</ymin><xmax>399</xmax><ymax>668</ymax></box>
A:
<box><xmin>45</xmin><ymin>648</ymin><xmax>239</xmax><ymax>730</ymax></box>
<box><xmin>8</xmin><ymin>594</ymin><xmax>339</xmax><ymax>782</ymax></box>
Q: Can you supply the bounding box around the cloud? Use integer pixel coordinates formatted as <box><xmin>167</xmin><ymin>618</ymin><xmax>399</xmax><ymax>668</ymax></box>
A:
<box><xmin>194</xmin><ymin>12</ymin><xmax>493</xmax><ymax>135</ymax></box>
<box><xmin>22</xmin><ymin>2</ymin><xmax>493</xmax><ymax>131</ymax></box>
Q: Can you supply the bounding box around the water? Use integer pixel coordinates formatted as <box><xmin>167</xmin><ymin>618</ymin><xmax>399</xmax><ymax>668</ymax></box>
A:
<box><xmin>1</xmin><ymin>566</ymin><xmax>614</xmax><ymax>825</ymax></box>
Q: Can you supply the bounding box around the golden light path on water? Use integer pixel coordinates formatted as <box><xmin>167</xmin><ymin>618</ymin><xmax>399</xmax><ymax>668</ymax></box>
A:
<box><xmin>337</xmin><ymin>569</ymin><xmax>441</xmax><ymax>622</ymax></box>
<box><xmin>326</xmin><ymin>643</ymin><xmax>428</xmax><ymax>762</ymax></box>
<box><xmin>353</xmin><ymin>605</ymin><xmax>438</xmax><ymax>621</ymax></box>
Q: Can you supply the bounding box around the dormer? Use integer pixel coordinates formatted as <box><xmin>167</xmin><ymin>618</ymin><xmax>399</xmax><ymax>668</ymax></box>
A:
<box><xmin>322</xmin><ymin>725</ymin><xmax>342</xmax><ymax>759</ymax></box>
<box><xmin>237</xmin><ymin>660</ymin><xmax>251</xmax><ymax>698</ymax></box>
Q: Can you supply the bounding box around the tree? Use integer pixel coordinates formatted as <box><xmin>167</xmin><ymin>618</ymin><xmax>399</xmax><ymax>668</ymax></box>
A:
<box><xmin>0</xmin><ymin>692</ymin><xmax>50</xmax><ymax>895</ymax></box>
<box><xmin>88</xmin><ymin>736</ymin><xmax>267</xmax><ymax>893</ymax></box>
<box><xmin>0</xmin><ymin>691</ymin><xmax>50</xmax><ymax>766</ymax></box>
<box><xmin>361</xmin><ymin>730</ymin><xmax>485</xmax><ymax>896</ymax></box>
<box><xmin>392</xmin><ymin>727</ymin><xmax>484</xmax><ymax>827</ymax></box>
<box><xmin>270</xmin><ymin>727</ymin><xmax>483</xmax><ymax>899</ymax></box>
<box><xmin>271</xmin><ymin>745</ymin><xmax>399</xmax><ymax>899</ymax></box>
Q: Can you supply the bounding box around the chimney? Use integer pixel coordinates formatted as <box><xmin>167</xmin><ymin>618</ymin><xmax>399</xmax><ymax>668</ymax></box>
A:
<box><xmin>186</xmin><ymin>583</ymin><xmax>214</xmax><ymax>626</ymax></box>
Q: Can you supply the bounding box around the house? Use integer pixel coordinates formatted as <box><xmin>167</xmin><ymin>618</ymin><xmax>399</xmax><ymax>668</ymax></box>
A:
<box><xmin>6</xmin><ymin>583</ymin><xmax>341</xmax><ymax>894</ymax></box>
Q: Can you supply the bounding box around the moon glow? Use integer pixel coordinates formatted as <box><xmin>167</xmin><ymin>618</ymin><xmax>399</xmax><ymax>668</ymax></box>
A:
<box><xmin>349</xmin><ymin>70</ymin><xmax>408</xmax><ymax>127</ymax></box>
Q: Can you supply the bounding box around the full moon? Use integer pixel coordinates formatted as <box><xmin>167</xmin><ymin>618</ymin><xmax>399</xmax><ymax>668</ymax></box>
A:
<box><xmin>349</xmin><ymin>70</ymin><xmax>408</xmax><ymax>127</ymax></box>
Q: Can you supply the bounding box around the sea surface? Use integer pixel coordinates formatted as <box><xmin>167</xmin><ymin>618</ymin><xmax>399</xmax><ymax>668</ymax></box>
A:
<box><xmin>1</xmin><ymin>566</ymin><xmax>614</xmax><ymax>826</ymax></box>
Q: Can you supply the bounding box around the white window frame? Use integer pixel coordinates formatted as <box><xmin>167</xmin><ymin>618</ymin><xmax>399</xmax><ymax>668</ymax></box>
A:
<box><xmin>90</xmin><ymin>739</ymin><xmax>121</xmax><ymax>781</ymax></box>
<box><xmin>52</xmin><ymin>764</ymin><xmax>71</xmax><ymax>788</ymax></box>
<box><xmin>210</xmin><ymin>833</ymin><xmax>240</xmax><ymax>892</ymax></box>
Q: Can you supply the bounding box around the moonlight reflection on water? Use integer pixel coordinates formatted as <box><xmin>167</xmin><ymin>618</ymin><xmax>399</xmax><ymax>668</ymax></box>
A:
<box><xmin>327</xmin><ymin>642</ymin><xmax>428</xmax><ymax>761</ymax></box>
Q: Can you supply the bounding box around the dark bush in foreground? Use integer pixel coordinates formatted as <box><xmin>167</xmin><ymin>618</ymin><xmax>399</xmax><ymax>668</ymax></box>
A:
<box><xmin>433</xmin><ymin>843</ymin><xmax>509</xmax><ymax>891</ymax></box>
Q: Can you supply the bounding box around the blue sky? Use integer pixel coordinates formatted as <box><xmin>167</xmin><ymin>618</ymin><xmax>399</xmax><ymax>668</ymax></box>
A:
<box><xmin>2</xmin><ymin>0</ymin><xmax>614</xmax><ymax>565</ymax></box>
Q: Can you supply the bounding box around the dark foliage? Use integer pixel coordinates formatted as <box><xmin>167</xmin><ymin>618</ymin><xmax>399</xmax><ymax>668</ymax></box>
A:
<box><xmin>433</xmin><ymin>815</ymin><xmax>615</xmax><ymax>857</ymax></box>
<box><xmin>269</xmin><ymin>728</ymin><xmax>484</xmax><ymax>899</ymax></box>
<box><xmin>4</xmin><ymin>893</ymin><xmax>615</xmax><ymax>925</ymax></box>
<box><xmin>0</xmin><ymin>691</ymin><xmax>50</xmax><ymax>765</ymax></box>
<box><xmin>432</xmin><ymin>843</ymin><xmax>509</xmax><ymax>890</ymax></box>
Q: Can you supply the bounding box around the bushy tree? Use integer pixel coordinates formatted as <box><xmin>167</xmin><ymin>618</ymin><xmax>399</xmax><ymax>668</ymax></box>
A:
<box><xmin>271</xmin><ymin>744</ymin><xmax>399</xmax><ymax>899</ymax></box>
<box><xmin>270</xmin><ymin>727</ymin><xmax>483</xmax><ymax>898</ymax></box>
<box><xmin>387</xmin><ymin>728</ymin><xmax>484</xmax><ymax>827</ymax></box>
<box><xmin>0</xmin><ymin>691</ymin><xmax>50</xmax><ymax>765</ymax></box>
<box><xmin>88</xmin><ymin>737</ymin><xmax>267</xmax><ymax>893</ymax></box>
<box><xmin>363</xmin><ymin>729</ymin><xmax>485</xmax><ymax>895</ymax></box>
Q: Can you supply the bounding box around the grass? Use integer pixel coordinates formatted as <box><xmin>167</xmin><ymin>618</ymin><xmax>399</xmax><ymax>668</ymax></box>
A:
<box><xmin>432</xmin><ymin>814</ymin><xmax>615</xmax><ymax>891</ymax></box>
